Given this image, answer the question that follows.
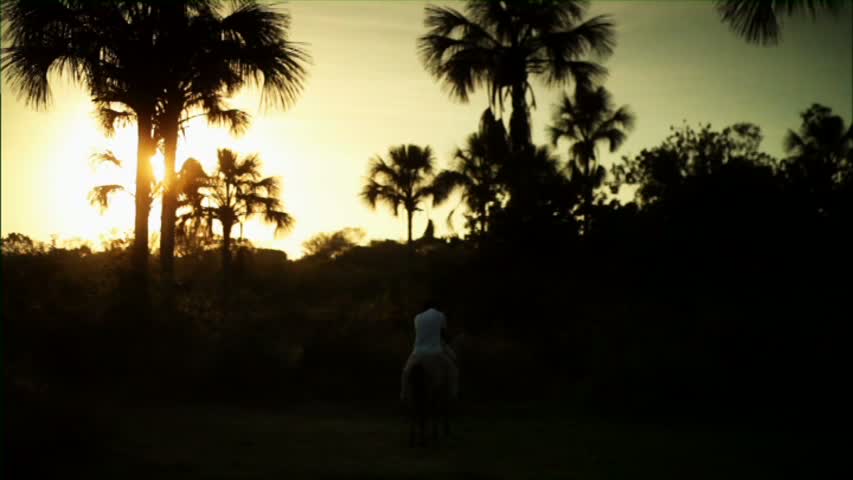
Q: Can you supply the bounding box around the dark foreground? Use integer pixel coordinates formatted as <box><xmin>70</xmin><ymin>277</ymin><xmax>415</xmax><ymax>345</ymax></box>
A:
<box><xmin>6</xmin><ymin>393</ymin><xmax>826</xmax><ymax>480</ymax></box>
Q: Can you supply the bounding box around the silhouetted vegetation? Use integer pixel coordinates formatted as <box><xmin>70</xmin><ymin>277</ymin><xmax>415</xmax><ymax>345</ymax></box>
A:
<box><xmin>302</xmin><ymin>227</ymin><xmax>366</xmax><ymax>261</ymax></box>
<box><xmin>433</xmin><ymin>109</ymin><xmax>508</xmax><ymax>237</ymax></box>
<box><xmin>4</xmin><ymin>104</ymin><xmax>849</xmax><ymax>421</ymax></box>
<box><xmin>716</xmin><ymin>0</ymin><xmax>846</xmax><ymax>45</ymax></box>
<box><xmin>2</xmin><ymin>0</ymin><xmax>849</xmax><ymax>477</ymax></box>
<box><xmin>361</xmin><ymin>144</ymin><xmax>455</xmax><ymax>246</ymax></box>
<box><xmin>1</xmin><ymin>0</ymin><xmax>310</xmax><ymax>306</ymax></box>
<box><xmin>181</xmin><ymin>148</ymin><xmax>293</xmax><ymax>277</ymax></box>
<box><xmin>549</xmin><ymin>83</ymin><xmax>635</xmax><ymax>233</ymax></box>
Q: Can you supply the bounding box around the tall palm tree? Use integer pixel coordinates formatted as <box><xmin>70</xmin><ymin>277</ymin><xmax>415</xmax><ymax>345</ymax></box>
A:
<box><xmin>361</xmin><ymin>144</ymin><xmax>450</xmax><ymax>245</ymax></box>
<box><xmin>548</xmin><ymin>84</ymin><xmax>634</xmax><ymax>233</ymax></box>
<box><xmin>188</xmin><ymin>149</ymin><xmax>293</xmax><ymax>272</ymax></box>
<box><xmin>432</xmin><ymin>109</ymin><xmax>508</xmax><ymax>236</ymax></box>
<box><xmin>2</xmin><ymin>1</ymin><xmax>186</xmax><ymax>278</ymax></box>
<box><xmin>174</xmin><ymin>158</ymin><xmax>218</xmax><ymax>258</ymax></box>
<box><xmin>418</xmin><ymin>0</ymin><xmax>615</xmax><ymax>152</ymax></box>
<box><xmin>715</xmin><ymin>0</ymin><xmax>844</xmax><ymax>45</ymax></box>
<box><xmin>153</xmin><ymin>1</ymin><xmax>310</xmax><ymax>288</ymax></box>
<box><xmin>782</xmin><ymin>104</ymin><xmax>853</xmax><ymax>216</ymax></box>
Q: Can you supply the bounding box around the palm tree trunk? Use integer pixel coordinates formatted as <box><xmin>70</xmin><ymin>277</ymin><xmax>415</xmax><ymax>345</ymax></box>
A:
<box><xmin>222</xmin><ymin>220</ymin><xmax>234</xmax><ymax>274</ymax></box>
<box><xmin>133</xmin><ymin>111</ymin><xmax>154</xmax><ymax>281</ymax></box>
<box><xmin>220</xmin><ymin>219</ymin><xmax>234</xmax><ymax>315</ymax></box>
<box><xmin>509</xmin><ymin>84</ymin><xmax>532</xmax><ymax>153</ymax></box>
<box><xmin>584</xmin><ymin>158</ymin><xmax>593</xmax><ymax>235</ymax></box>
<box><xmin>508</xmin><ymin>83</ymin><xmax>533</xmax><ymax>214</ymax></box>
<box><xmin>159</xmin><ymin>108</ymin><xmax>180</xmax><ymax>302</ymax></box>
<box><xmin>407</xmin><ymin>209</ymin><xmax>414</xmax><ymax>245</ymax></box>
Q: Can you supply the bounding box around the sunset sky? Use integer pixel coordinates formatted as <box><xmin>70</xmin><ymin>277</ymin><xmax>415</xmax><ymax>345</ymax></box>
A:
<box><xmin>2</xmin><ymin>1</ymin><xmax>851</xmax><ymax>259</ymax></box>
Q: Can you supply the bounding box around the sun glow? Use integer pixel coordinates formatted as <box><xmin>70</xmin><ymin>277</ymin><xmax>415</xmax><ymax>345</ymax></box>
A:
<box><xmin>151</xmin><ymin>151</ymin><xmax>166</xmax><ymax>184</ymax></box>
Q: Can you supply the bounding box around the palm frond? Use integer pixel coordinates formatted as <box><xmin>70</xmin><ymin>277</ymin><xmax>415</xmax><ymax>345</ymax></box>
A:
<box><xmin>234</xmin><ymin>153</ymin><xmax>263</xmax><ymax>181</ymax></box>
<box><xmin>90</xmin><ymin>150</ymin><xmax>122</xmax><ymax>168</ymax></box>
<box><xmin>366</xmin><ymin>155</ymin><xmax>401</xmax><ymax>186</ymax></box>
<box><xmin>536</xmin><ymin>15</ymin><xmax>614</xmax><ymax>86</ymax></box>
<box><xmin>418</xmin><ymin>5</ymin><xmax>500</xmax><ymax>103</ymax></box>
<box><xmin>361</xmin><ymin>180</ymin><xmax>403</xmax><ymax>216</ymax></box>
<box><xmin>264</xmin><ymin>209</ymin><xmax>294</xmax><ymax>237</ymax></box>
<box><xmin>216</xmin><ymin>1</ymin><xmax>312</xmax><ymax>110</ymax></box>
<box><xmin>199</xmin><ymin>95</ymin><xmax>252</xmax><ymax>135</ymax></box>
<box><xmin>598</xmin><ymin>128</ymin><xmax>628</xmax><ymax>153</ymax></box>
<box><xmin>254</xmin><ymin>176</ymin><xmax>281</xmax><ymax>199</ymax></box>
<box><xmin>88</xmin><ymin>184</ymin><xmax>125</xmax><ymax>213</ymax></box>
<box><xmin>94</xmin><ymin>105</ymin><xmax>135</xmax><ymax>137</ymax></box>
<box><xmin>715</xmin><ymin>0</ymin><xmax>843</xmax><ymax>45</ymax></box>
<box><xmin>430</xmin><ymin>170</ymin><xmax>468</xmax><ymax>206</ymax></box>
<box><xmin>0</xmin><ymin>0</ymin><xmax>96</xmax><ymax>109</ymax></box>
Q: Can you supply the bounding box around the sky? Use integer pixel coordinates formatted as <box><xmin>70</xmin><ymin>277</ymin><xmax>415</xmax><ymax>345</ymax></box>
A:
<box><xmin>2</xmin><ymin>1</ymin><xmax>851</xmax><ymax>258</ymax></box>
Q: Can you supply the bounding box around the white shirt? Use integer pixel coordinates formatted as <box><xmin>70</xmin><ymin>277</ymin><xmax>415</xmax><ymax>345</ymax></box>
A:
<box><xmin>412</xmin><ymin>308</ymin><xmax>447</xmax><ymax>355</ymax></box>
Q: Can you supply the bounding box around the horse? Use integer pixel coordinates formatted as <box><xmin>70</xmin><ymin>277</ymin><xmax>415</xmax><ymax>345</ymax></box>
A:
<box><xmin>405</xmin><ymin>334</ymin><xmax>463</xmax><ymax>447</ymax></box>
<box><xmin>407</xmin><ymin>355</ymin><xmax>450</xmax><ymax>447</ymax></box>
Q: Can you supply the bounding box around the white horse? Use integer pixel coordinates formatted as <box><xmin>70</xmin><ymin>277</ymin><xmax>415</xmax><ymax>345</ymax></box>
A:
<box><xmin>404</xmin><ymin>334</ymin><xmax>463</xmax><ymax>447</ymax></box>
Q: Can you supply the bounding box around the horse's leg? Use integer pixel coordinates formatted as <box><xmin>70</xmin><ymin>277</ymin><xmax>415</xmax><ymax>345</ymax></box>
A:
<box><xmin>443</xmin><ymin>399</ymin><xmax>450</xmax><ymax>437</ymax></box>
<box><xmin>419</xmin><ymin>411</ymin><xmax>426</xmax><ymax>447</ymax></box>
<box><xmin>409</xmin><ymin>409</ymin><xmax>416</xmax><ymax>447</ymax></box>
<box><xmin>431</xmin><ymin>402</ymin><xmax>439</xmax><ymax>445</ymax></box>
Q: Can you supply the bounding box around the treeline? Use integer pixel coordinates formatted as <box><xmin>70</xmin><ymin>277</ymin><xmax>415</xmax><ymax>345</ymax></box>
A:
<box><xmin>4</xmin><ymin>103</ymin><xmax>850</xmax><ymax>421</ymax></box>
<box><xmin>2</xmin><ymin>1</ymin><xmax>850</xmax><ymax>421</ymax></box>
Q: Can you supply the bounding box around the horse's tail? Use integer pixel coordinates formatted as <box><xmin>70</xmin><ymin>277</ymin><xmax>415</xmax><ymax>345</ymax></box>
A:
<box><xmin>410</xmin><ymin>364</ymin><xmax>427</xmax><ymax>412</ymax></box>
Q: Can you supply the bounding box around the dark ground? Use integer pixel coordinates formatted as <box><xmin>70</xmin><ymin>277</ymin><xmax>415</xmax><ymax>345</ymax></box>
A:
<box><xmin>4</xmin><ymin>388</ymin><xmax>830</xmax><ymax>480</ymax></box>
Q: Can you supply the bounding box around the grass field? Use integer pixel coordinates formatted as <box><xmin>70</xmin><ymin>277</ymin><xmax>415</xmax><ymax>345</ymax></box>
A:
<box><xmin>10</xmin><ymin>395</ymin><xmax>821</xmax><ymax>480</ymax></box>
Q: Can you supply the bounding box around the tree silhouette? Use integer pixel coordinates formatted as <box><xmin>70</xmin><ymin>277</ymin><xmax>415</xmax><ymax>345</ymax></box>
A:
<box><xmin>715</xmin><ymin>0</ymin><xmax>845</xmax><ymax>45</ymax></box>
<box><xmin>302</xmin><ymin>228</ymin><xmax>366</xmax><ymax>260</ymax></box>
<box><xmin>153</xmin><ymin>1</ymin><xmax>310</xmax><ymax>290</ymax></box>
<box><xmin>513</xmin><ymin>144</ymin><xmax>578</xmax><ymax>224</ymax></box>
<box><xmin>548</xmin><ymin>84</ymin><xmax>634</xmax><ymax>233</ymax></box>
<box><xmin>172</xmin><ymin>158</ymin><xmax>216</xmax><ymax>258</ymax></box>
<box><xmin>611</xmin><ymin>122</ymin><xmax>778</xmax><ymax>208</ymax></box>
<box><xmin>1</xmin><ymin>1</ymin><xmax>170</xmax><ymax>278</ymax></box>
<box><xmin>361</xmin><ymin>144</ymin><xmax>451</xmax><ymax>246</ymax></box>
<box><xmin>0</xmin><ymin>233</ymin><xmax>43</xmax><ymax>255</ymax></box>
<box><xmin>184</xmin><ymin>149</ymin><xmax>293</xmax><ymax>273</ymax></box>
<box><xmin>418</xmin><ymin>0</ymin><xmax>614</xmax><ymax>152</ymax></box>
<box><xmin>432</xmin><ymin>109</ymin><xmax>508</xmax><ymax>236</ymax></box>
<box><xmin>87</xmin><ymin>150</ymin><xmax>220</xmax><ymax>260</ymax></box>
<box><xmin>781</xmin><ymin>104</ymin><xmax>853</xmax><ymax>218</ymax></box>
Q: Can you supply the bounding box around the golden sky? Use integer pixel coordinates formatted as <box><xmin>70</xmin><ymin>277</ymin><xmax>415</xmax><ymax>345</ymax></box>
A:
<box><xmin>2</xmin><ymin>1</ymin><xmax>851</xmax><ymax>258</ymax></box>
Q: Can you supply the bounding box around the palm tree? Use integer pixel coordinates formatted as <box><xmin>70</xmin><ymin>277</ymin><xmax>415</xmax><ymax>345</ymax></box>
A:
<box><xmin>548</xmin><ymin>84</ymin><xmax>634</xmax><ymax>233</ymax></box>
<box><xmin>715</xmin><ymin>0</ymin><xmax>844</xmax><ymax>45</ymax></box>
<box><xmin>418</xmin><ymin>0</ymin><xmax>615</xmax><ymax>152</ymax></box>
<box><xmin>361</xmin><ymin>144</ymin><xmax>451</xmax><ymax>245</ymax></box>
<box><xmin>188</xmin><ymin>149</ymin><xmax>293</xmax><ymax>272</ymax></box>
<box><xmin>782</xmin><ymin>104</ymin><xmax>853</xmax><ymax>216</ymax></box>
<box><xmin>153</xmin><ymin>1</ymin><xmax>310</xmax><ymax>288</ymax></box>
<box><xmin>432</xmin><ymin>109</ymin><xmax>508</xmax><ymax>236</ymax></box>
<box><xmin>2</xmin><ymin>1</ymin><xmax>182</xmax><ymax>279</ymax></box>
<box><xmin>174</xmin><ymin>158</ymin><xmax>217</xmax><ymax>258</ymax></box>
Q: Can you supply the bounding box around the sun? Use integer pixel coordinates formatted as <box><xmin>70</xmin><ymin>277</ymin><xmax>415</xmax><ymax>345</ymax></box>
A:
<box><xmin>151</xmin><ymin>151</ymin><xmax>166</xmax><ymax>184</ymax></box>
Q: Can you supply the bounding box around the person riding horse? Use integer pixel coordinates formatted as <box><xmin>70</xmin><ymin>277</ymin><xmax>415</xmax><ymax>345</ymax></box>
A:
<box><xmin>400</xmin><ymin>299</ymin><xmax>459</xmax><ymax>403</ymax></box>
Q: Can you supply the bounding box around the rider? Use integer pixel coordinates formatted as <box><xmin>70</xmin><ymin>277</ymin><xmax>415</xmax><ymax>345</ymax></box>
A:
<box><xmin>400</xmin><ymin>298</ymin><xmax>459</xmax><ymax>401</ymax></box>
